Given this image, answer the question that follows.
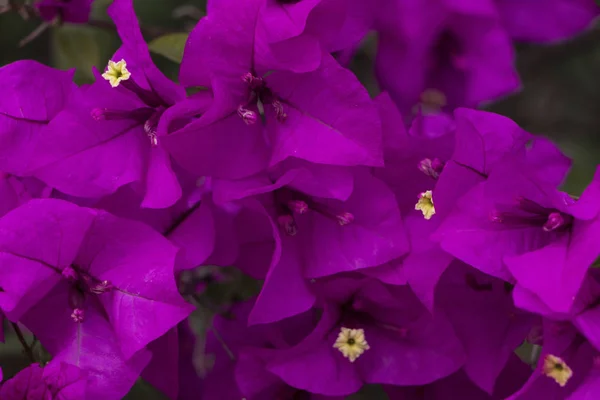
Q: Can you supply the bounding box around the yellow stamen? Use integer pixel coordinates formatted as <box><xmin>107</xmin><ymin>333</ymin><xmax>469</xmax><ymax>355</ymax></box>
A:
<box><xmin>543</xmin><ymin>354</ymin><xmax>572</xmax><ymax>387</ymax></box>
<box><xmin>333</xmin><ymin>327</ymin><xmax>370</xmax><ymax>363</ymax></box>
<box><xmin>415</xmin><ymin>190</ymin><xmax>435</xmax><ymax>220</ymax></box>
<box><xmin>102</xmin><ymin>59</ymin><xmax>131</xmax><ymax>88</ymax></box>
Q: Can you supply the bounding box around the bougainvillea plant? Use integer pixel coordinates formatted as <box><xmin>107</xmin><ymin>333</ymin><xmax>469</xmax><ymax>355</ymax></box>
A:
<box><xmin>1</xmin><ymin>0</ymin><xmax>600</xmax><ymax>399</ymax></box>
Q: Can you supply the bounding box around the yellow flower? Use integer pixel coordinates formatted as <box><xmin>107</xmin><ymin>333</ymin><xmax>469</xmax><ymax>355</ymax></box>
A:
<box><xmin>333</xmin><ymin>327</ymin><xmax>370</xmax><ymax>363</ymax></box>
<box><xmin>415</xmin><ymin>190</ymin><xmax>435</xmax><ymax>220</ymax></box>
<box><xmin>102</xmin><ymin>59</ymin><xmax>131</xmax><ymax>88</ymax></box>
<box><xmin>543</xmin><ymin>354</ymin><xmax>572</xmax><ymax>387</ymax></box>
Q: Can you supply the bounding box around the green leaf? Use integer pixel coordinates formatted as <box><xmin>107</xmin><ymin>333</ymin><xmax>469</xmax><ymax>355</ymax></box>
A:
<box><xmin>186</xmin><ymin>86</ymin><xmax>210</xmax><ymax>96</ymax></box>
<box><xmin>51</xmin><ymin>25</ymin><xmax>105</xmax><ymax>84</ymax></box>
<box><xmin>90</xmin><ymin>0</ymin><xmax>115</xmax><ymax>20</ymax></box>
<box><xmin>124</xmin><ymin>379</ymin><xmax>170</xmax><ymax>400</ymax></box>
<box><xmin>148</xmin><ymin>33</ymin><xmax>188</xmax><ymax>64</ymax></box>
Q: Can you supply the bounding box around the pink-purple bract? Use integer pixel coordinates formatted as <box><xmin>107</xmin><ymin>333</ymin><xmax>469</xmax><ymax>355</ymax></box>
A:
<box><xmin>1</xmin><ymin>0</ymin><xmax>600</xmax><ymax>398</ymax></box>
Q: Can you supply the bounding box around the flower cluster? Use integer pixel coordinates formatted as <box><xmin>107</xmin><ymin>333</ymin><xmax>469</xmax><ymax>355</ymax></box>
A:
<box><xmin>1</xmin><ymin>0</ymin><xmax>600</xmax><ymax>399</ymax></box>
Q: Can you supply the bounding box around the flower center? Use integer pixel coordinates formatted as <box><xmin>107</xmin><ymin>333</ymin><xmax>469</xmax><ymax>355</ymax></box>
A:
<box><xmin>237</xmin><ymin>72</ymin><xmax>287</xmax><ymax>125</ymax></box>
<box><xmin>415</xmin><ymin>190</ymin><xmax>435</xmax><ymax>219</ymax></box>
<box><xmin>102</xmin><ymin>59</ymin><xmax>131</xmax><ymax>88</ymax></box>
<box><xmin>94</xmin><ymin>59</ymin><xmax>167</xmax><ymax>146</ymax></box>
<box><xmin>489</xmin><ymin>196</ymin><xmax>573</xmax><ymax>232</ymax></box>
<box><xmin>543</xmin><ymin>354</ymin><xmax>572</xmax><ymax>387</ymax></box>
<box><xmin>273</xmin><ymin>188</ymin><xmax>354</xmax><ymax>236</ymax></box>
<box><xmin>333</xmin><ymin>327</ymin><xmax>370</xmax><ymax>362</ymax></box>
<box><xmin>62</xmin><ymin>265</ymin><xmax>113</xmax><ymax>323</ymax></box>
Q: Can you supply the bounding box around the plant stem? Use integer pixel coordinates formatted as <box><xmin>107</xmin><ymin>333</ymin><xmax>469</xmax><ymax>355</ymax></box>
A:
<box><xmin>4</xmin><ymin>2</ymin><xmax>178</xmax><ymax>47</ymax></box>
<box><xmin>209</xmin><ymin>325</ymin><xmax>235</xmax><ymax>361</ymax></box>
<box><xmin>11</xmin><ymin>322</ymin><xmax>35</xmax><ymax>363</ymax></box>
<box><xmin>530</xmin><ymin>344</ymin><xmax>542</xmax><ymax>366</ymax></box>
<box><xmin>18</xmin><ymin>20</ymin><xmax>49</xmax><ymax>47</ymax></box>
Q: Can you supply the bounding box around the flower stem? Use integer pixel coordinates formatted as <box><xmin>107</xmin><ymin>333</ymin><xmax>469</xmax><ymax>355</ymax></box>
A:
<box><xmin>11</xmin><ymin>322</ymin><xmax>35</xmax><ymax>363</ymax></box>
<box><xmin>3</xmin><ymin>2</ymin><xmax>178</xmax><ymax>47</ymax></box>
<box><xmin>209</xmin><ymin>325</ymin><xmax>235</xmax><ymax>361</ymax></box>
<box><xmin>18</xmin><ymin>20</ymin><xmax>49</xmax><ymax>47</ymax></box>
<box><xmin>530</xmin><ymin>344</ymin><xmax>542</xmax><ymax>366</ymax></box>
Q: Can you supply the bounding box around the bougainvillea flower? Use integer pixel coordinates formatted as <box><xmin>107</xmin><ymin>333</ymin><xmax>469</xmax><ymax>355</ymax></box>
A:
<box><xmin>36</xmin><ymin>0</ymin><xmax>94</xmax><ymax>23</ymax></box>
<box><xmin>251</xmin><ymin>0</ymin><xmax>341</xmax><ymax>72</ymax></box>
<box><xmin>370</xmin><ymin>102</ymin><xmax>531</xmax><ymax>310</ymax></box>
<box><xmin>539</xmin><ymin>275</ymin><xmax>600</xmax><ymax>398</ymax></box>
<box><xmin>214</xmin><ymin>162</ymin><xmax>408</xmax><ymax>324</ymax></box>
<box><xmin>265</xmin><ymin>276</ymin><xmax>465</xmax><ymax>396</ymax></box>
<box><xmin>435</xmin><ymin>161</ymin><xmax>552</xmax><ymax>282</ymax></box>
<box><xmin>506</xmin><ymin>320</ymin><xmax>600</xmax><ymax>399</ymax></box>
<box><xmin>504</xmin><ymin>167</ymin><xmax>600</xmax><ymax>315</ymax></box>
<box><xmin>432</xmin><ymin>113</ymin><xmax>568</xmax><ymax>280</ymax></box>
<box><xmin>164</xmin><ymin>0</ymin><xmax>383</xmax><ymax>180</ymax></box>
<box><xmin>569</xmin><ymin>367</ymin><xmax>600</xmax><ymax>400</ymax></box>
<box><xmin>375</xmin><ymin>0</ymin><xmax>518</xmax><ymax>114</ymax></box>
<box><xmin>159</xmin><ymin>184</ymin><xmax>271</xmax><ymax>274</ymax></box>
<box><xmin>59</xmin><ymin>164</ymin><xmax>204</xmax><ymax>238</ymax></box>
<box><xmin>383</xmin><ymin>355</ymin><xmax>532</xmax><ymax>400</ymax></box>
<box><xmin>424</xmin><ymin>106</ymin><xmax>537</xmax><ymax>262</ymax></box>
<box><xmin>430</xmin><ymin>111</ymin><xmax>568</xmax><ymax>281</ymax></box>
<box><xmin>557</xmin><ymin>269</ymin><xmax>600</xmax><ymax>349</ymax></box>
<box><xmin>0</xmin><ymin>198</ymin><xmax>193</xmax><ymax>353</ymax></box>
<box><xmin>141</xmin><ymin>327</ymin><xmax>180</xmax><ymax>400</ymax></box>
<box><xmin>437</xmin><ymin>263</ymin><xmax>536</xmax><ymax>393</ymax></box>
<box><xmin>366</xmin><ymin>93</ymin><xmax>455</xmax><ymax>307</ymax></box>
<box><xmin>166</xmin><ymin>193</ymin><xmax>219</xmax><ymax>272</ymax></box>
<box><xmin>201</xmin><ymin>298</ymin><xmax>342</xmax><ymax>399</ymax></box>
<box><xmin>0</xmin><ymin>174</ymin><xmax>51</xmax><ymax>218</ymax></box>
<box><xmin>163</xmin><ymin>186</ymin><xmax>280</xmax><ymax>278</ymax></box>
<box><xmin>442</xmin><ymin>108</ymin><xmax>533</xmax><ymax>181</ymax></box>
<box><xmin>0</xmin><ymin>361</ymin><xmax>88</xmax><ymax>400</ymax></box>
<box><xmin>495</xmin><ymin>0</ymin><xmax>599</xmax><ymax>43</ymax></box>
<box><xmin>435</xmin><ymin>149</ymin><xmax>600</xmax><ymax>313</ymax></box>
<box><xmin>28</xmin><ymin>0</ymin><xmax>185</xmax><ymax>208</ymax></box>
<box><xmin>0</xmin><ymin>60</ymin><xmax>74</xmax><ymax>175</ymax></box>
<box><xmin>511</xmin><ymin>266</ymin><xmax>600</xmax><ymax>319</ymax></box>
<box><xmin>0</xmin><ymin>199</ymin><xmax>193</xmax><ymax>397</ymax></box>
<box><xmin>373</xmin><ymin>93</ymin><xmax>455</xmax><ymax>216</ymax></box>
<box><xmin>20</xmin><ymin>296</ymin><xmax>151</xmax><ymax>400</ymax></box>
<box><xmin>255</xmin><ymin>0</ymin><xmax>373</xmax><ymax>71</ymax></box>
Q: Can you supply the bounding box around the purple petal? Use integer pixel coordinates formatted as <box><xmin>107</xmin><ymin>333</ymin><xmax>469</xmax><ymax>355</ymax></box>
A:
<box><xmin>249</xmin><ymin>236</ymin><xmax>315</xmax><ymax>325</ymax></box>
<box><xmin>22</xmin><ymin>289</ymin><xmax>151</xmax><ymax>400</ymax></box>
<box><xmin>108</xmin><ymin>0</ymin><xmax>184</xmax><ymax>104</ymax></box>
<box><xmin>497</xmin><ymin>0</ymin><xmax>599</xmax><ymax>43</ymax></box>
<box><xmin>142</xmin><ymin>328</ymin><xmax>180</xmax><ymax>400</ymax></box>
<box><xmin>81</xmin><ymin>211</ymin><xmax>193</xmax><ymax>359</ymax></box>
<box><xmin>267</xmin><ymin>54</ymin><xmax>383</xmax><ymax>168</ymax></box>
<box><xmin>267</xmin><ymin>304</ymin><xmax>362</xmax><ymax>396</ymax></box>
<box><xmin>0</xmin><ymin>61</ymin><xmax>74</xmax><ymax>175</ymax></box>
